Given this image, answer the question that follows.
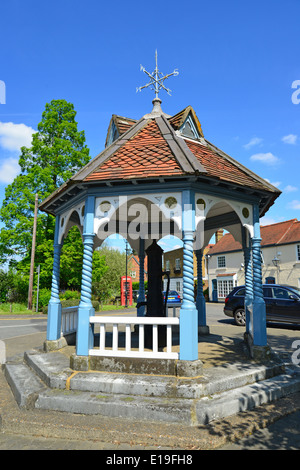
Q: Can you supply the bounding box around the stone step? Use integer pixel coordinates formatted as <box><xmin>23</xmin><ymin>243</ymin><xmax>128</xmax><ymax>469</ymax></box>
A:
<box><xmin>4</xmin><ymin>349</ymin><xmax>300</xmax><ymax>425</ymax></box>
<box><xmin>23</xmin><ymin>349</ymin><xmax>286</xmax><ymax>399</ymax></box>
<box><xmin>34</xmin><ymin>369</ymin><xmax>300</xmax><ymax>426</ymax></box>
<box><xmin>4</xmin><ymin>363</ymin><xmax>46</xmax><ymax>408</ymax></box>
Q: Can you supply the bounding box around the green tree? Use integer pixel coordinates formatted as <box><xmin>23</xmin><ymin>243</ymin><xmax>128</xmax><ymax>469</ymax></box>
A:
<box><xmin>0</xmin><ymin>269</ymin><xmax>15</xmax><ymax>302</ymax></box>
<box><xmin>92</xmin><ymin>245</ymin><xmax>126</xmax><ymax>303</ymax></box>
<box><xmin>0</xmin><ymin>99</ymin><xmax>90</xmax><ymax>290</ymax></box>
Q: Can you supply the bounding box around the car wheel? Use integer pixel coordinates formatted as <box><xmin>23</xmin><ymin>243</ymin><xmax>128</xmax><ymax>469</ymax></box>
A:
<box><xmin>234</xmin><ymin>308</ymin><xmax>246</xmax><ymax>326</ymax></box>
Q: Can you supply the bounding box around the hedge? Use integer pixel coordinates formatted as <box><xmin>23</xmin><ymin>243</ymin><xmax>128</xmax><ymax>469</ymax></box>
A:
<box><xmin>42</xmin><ymin>299</ymin><xmax>100</xmax><ymax>314</ymax></box>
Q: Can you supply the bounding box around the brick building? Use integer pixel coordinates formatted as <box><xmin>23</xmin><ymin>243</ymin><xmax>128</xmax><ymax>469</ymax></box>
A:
<box><xmin>128</xmin><ymin>254</ymin><xmax>148</xmax><ymax>282</ymax></box>
<box><xmin>163</xmin><ymin>230</ymin><xmax>223</xmax><ymax>295</ymax></box>
<box><xmin>207</xmin><ymin>219</ymin><xmax>300</xmax><ymax>301</ymax></box>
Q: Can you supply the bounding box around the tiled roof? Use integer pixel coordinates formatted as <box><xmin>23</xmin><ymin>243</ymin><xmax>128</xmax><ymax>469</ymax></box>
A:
<box><xmin>39</xmin><ymin>104</ymin><xmax>281</xmax><ymax>216</ymax></box>
<box><xmin>83</xmin><ymin>108</ymin><xmax>279</xmax><ymax>194</ymax></box>
<box><xmin>86</xmin><ymin>120</ymin><xmax>183</xmax><ymax>181</ymax></box>
<box><xmin>184</xmin><ymin>139</ymin><xmax>271</xmax><ymax>191</ymax></box>
<box><xmin>208</xmin><ymin>219</ymin><xmax>300</xmax><ymax>255</ymax></box>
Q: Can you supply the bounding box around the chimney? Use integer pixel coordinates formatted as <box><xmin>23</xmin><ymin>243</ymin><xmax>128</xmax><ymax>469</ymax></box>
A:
<box><xmin>215</xmin><ymin>229</ymin><xmax>224</xmax><ymax>244</ymax></box>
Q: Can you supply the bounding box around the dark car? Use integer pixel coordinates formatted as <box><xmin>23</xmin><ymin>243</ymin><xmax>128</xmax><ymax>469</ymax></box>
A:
<box><xmin>163</xmin><ymin>290</ymin><xmax>181</xmax><ymax>304</ymax></box>
<box><xmin>224</xmin><ymin>284</ymin><xmax>300</xmax><ymax>326</ymax></box>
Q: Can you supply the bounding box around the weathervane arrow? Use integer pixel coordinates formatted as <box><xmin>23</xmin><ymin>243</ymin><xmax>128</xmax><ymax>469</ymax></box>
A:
<box><xmin>137</xmin><ymin>50</ymin><xmax>179</xmax><ymax>99</ymax></box>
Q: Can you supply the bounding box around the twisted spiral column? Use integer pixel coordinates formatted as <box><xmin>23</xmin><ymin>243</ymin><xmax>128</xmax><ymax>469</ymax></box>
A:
<box><xmin>79</xmin><ymin>234</ymin><xmax>95</xmax><ymax>306</ymax></box>
<box><xmin>244</xmin><ymin>246</ymin><xmax>253</xmax><ymax>298</ymax></box>
<box><xmin>180</xmin><ymin>230</ymin><xmax>198</xmax><ymax>360</ymax></box>
<box><xmin>252</xmin><ymin>237</ymin><xmax>264</xmax><ymax>300</ymax></box>
<box><xmin>243</xmin><ymin>245</ymin><xmax>253</xmax><ymax>334</ymax></box>
<box><xmin>182</xmin><ymin>231</ymin><xmax>196</xmax><ymax>308</ymax></box>
<box><xmin>251</xmin><ymin>236</ymin><xmax>267</xmax><ymax>347</ymax></box>
<box><xmin>50</xmin><ymin>244</ymin><xmax>61</xmax><ymax>302</ymax></box>
<box><xmin>47</xmin><ymin>243</ymin><xmax>62</xmax><ymax>341</ymax></box>
<box><xmin>196</xmin><ymin>249</ymin><xmax>208</xmax><ymax>329</ymax></box>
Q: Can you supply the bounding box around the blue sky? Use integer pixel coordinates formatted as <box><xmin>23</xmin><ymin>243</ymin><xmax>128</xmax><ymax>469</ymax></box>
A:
<box><xmin>0</xmin><ymin>0</ymin><xmax>300</xmax><ymax>253</ymax></box>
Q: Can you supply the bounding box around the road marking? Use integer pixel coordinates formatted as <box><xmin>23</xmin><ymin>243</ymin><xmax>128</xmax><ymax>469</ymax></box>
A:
<box><xmin>0</xmin><ymin>322</ymin><xmax>47</xmax><ymax>329</ymax></box>
<box><xmin>0</xmin><ymin>317</ymin><xmax>45</xmax><ymax>321</ymax></box>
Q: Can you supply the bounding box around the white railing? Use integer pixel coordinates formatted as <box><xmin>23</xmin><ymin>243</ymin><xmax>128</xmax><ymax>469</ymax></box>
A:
<box><xmin>61</xmin><ymin>306</ymin><xmax>78</xmax><ymax>337</ymax></box>
<box><xmin>89</xmin><ymin>316</ymin><xmax>179</xmax><ymax>360</ymax></box>
<box><xmin>166</xmin><ymin>302</ymin><xmax>181</xmax><ymax>317</ymax></box>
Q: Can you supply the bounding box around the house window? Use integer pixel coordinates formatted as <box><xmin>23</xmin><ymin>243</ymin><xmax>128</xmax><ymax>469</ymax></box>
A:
<box><xmin>217</xmin><ymin>256</ymin><xmax>226</xmax><ymax>268</ymax></box>
<box><xmin>297</xmin><ymin>245</ymin><xmax>300</xmax><ymax>261</ymax></box>
<box><xmin>129</xmin><ymin>271</ymin><xmax>136</xmax><ymax>279</ymax></box>
<box><xmin>217</xmin><ymin>279</ymin><xmax>234</xmax><ymax>299</ymax></box>
<box><xmin>175</xmin><ymin>258</ymin><xmax>181</xmax><ymax>270</ymax></box>
<box><xmin>165</xmin><ymin>260</ymin><xmax>170</xmax><ymax>271</ymax></box>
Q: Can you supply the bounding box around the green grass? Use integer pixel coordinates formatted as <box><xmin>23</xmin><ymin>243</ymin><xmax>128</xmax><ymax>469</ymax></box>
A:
<box><xmin>98</xmin><ymin>304</ymin><xmax>136</xmax><ymax>311</ymax></box>
<box><xmin>0</xmin><ymin>303</ymin><xmax>35</xmax><ymax>315</ymax></box>
<box><xmin>0</xmin><ymin>302</ymin><xmax>136</xmax><ymax>315</ymax></box>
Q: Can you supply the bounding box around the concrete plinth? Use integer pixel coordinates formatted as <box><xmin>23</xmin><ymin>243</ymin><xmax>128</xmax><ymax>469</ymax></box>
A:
<box><xmin>198</xmin><ymin>325</ymin><xmax>210</xmax><ymax>335</ymax></box>
<box><xmin>5</xmin><ymin>331</ymin><xmax>299</xmax><ymax>427</ymax></box>
<box><xmin>70</xmin><ymin>354</ymin><xmax>204</xmax><ymax>377</ymax></box>
<box><xmin>244</xmin><ymin>332</ymin><xmax>272</xmax><ymax>362</ymax></box>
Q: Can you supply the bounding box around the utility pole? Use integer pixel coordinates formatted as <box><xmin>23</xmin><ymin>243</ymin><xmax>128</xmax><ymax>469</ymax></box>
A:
<box><xmin>28</xmin><ymin>193</ymin><xmax>38</xmax><ymax>311</ymax></box>
<box><xmin>125</xmin><ymin>240</ymin><xmax>128</xmax><ymax>308</ymax></box>
<box><xmin>36</xmin><ymin>265</ymin><xmax>40</xmax><ymax>313</ymax></box>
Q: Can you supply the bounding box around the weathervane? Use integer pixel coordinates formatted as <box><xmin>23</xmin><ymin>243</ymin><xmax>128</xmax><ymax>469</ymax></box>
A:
<box><xmin>137</xmin><ymin>50</ymin><xmax>179</xmax><ymax>100</ymax></box>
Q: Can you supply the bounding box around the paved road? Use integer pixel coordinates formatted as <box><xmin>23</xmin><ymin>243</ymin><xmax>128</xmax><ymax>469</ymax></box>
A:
<box><xmin>0</xmin><ymin>316</ymin><xmax>47</xmax><ymax>340</ymax></box>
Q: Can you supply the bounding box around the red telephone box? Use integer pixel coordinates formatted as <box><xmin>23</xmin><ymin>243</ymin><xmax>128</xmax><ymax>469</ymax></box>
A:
<box><xmin>121</xmin><ymin>276</ymin><xmax>132</xmax><ymax>306</ymax></box>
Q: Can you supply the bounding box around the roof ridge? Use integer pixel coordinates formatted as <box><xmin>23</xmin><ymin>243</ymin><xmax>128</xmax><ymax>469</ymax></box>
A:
<box><xmin>261</xmin><ymin>218</ymin><xmax>297</xmax><ymax>227</ymax></box>
<box><xmin>275</xmin><ymin>219</ymin><xmax>298</xmax><ymax>245</ymax></box>
<box><xmin>157</xmin><ymin>115</ymin><xmax>206</xmax><ymax>174</ymax></box>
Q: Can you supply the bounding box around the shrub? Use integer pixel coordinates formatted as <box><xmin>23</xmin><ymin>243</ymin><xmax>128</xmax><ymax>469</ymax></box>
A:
<box><xmin>42</xmin><ymin>299</ymin><xmax>100</xmax><ymax>314</ymax></box>
<box><xmin>60</xmin><ymin>290</ymin><xmax>81</xmax><ymax>300</ymax></box>
<box><xmin>35</xmin><ymin>288</ymin><xmax>51</xmax><ymax>308</ymax></box>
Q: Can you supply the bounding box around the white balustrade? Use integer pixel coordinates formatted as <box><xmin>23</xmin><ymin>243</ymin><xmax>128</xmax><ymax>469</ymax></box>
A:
<box><xmin>61</xmin><ymin>306</ymin><xmax>78</xmax><ymax>337</ymax></box>
<box><xmin>89</xmin><ymin>316</ymin><xmax>179</xmax><ymax>359</ymax></box>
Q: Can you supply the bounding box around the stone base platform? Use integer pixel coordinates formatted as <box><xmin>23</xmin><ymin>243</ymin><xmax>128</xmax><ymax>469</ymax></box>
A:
<box><xmin>4</xmin><ymin>333</ymin><xmax>300</xmax><ymax>426</ymax></box>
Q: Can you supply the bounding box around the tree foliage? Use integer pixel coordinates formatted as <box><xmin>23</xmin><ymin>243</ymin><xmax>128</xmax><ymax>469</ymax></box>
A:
<box><xmin>0</xmin><ymin>100</ymin><xmax>90</xmax><ymax>264</ymax></box>
<box><xmin>92</xmin><ymin>245</ymin><xmax>126</xmax><ymax>302</ymax></box>
<box><xmin>0</xmin><ymin>100</ymin><xmax>90</xmax><ymax>292</ymax></box>
<box><xmin>0</xmin><ymin>100</ymin><xmax>129</xmax><ymax>304</ymax></box>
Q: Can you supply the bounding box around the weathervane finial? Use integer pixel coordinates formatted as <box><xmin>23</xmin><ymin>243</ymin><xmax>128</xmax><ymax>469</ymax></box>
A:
<box><xmin>137</xmin><ymin>50</ymin><xmax>179</xmax><ymax>100</ymax></box>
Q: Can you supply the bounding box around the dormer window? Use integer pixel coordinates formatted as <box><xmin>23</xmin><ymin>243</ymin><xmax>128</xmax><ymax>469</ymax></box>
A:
<box><xmin>182</xmin><ymin>121</ymin><xmax>196</xmax><ymax>138</ymax></box>
<box><xmin>179</xmin><ymin>115</ymin><xmax>201</xmax><ymax>140</ymax></box>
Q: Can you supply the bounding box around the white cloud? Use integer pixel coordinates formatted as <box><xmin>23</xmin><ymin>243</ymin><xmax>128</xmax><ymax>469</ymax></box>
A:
<box><xmin>260</xmin><ymin>216</ymin><xmax>284</xmax><ymax>226</ymax></box>
<box><xmin>287</xmin><ymin>200</ymin><xmax>300</xmax><ymax>210</ymax></box>
<box><xmin>243</xmin><ymin>137</ymin><xmax>263</xmax><ymax>149</ymax></box>
<box><xmin>250</xmin><ymin>152</ymin><xmax>280</xmax><ymax>165</ymax></box>
<box><xmin>264</xmin><ymin>178</ymin><xmax>281</xmax><ymax>188</ymax></box>
<box><xmin>284</xmin><ymin>185</ymin><xmax>298</xmax><ymax>193</ymax></box>
<box><xmin>0</xmin><ymin>122</ymin><xmax>36</xmax><ymax>152</ymax></box>
<box><xmin>282</xmin><ymin>134</ymin><xmax>298</xmax><ymax>145</ymax></box>
<box><xmin>0</xmin><ymin>157</ymin><xmax>20</xmax><ymax>183</ymax></box>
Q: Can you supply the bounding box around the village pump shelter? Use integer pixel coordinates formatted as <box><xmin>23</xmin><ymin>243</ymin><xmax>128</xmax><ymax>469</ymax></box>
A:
<box><xmin>40</xmin><ymin>64</ymin><xmax>280</xmax><ymax>365</ymax></box>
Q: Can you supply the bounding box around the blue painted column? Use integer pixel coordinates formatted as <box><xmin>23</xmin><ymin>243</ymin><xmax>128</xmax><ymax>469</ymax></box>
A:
<box><xmin>196</xmin><ymin>249</ymin><xmax>209</xmax><ymax>334</ymax></box>
<box><xmin>76</xmin><ymin>196</ymin><xmax>96</xmax><ymax>356</ymax></box>
<box><xmin>242</xmin><ymin>227</ymin><xmax>253</xmax><ymax>334</ymax></box>
<box><xmin>47</xmin><ymin>216</ymin><xmax>62</xmax><ymax>341</ymax></box>
<box><xmin>179</xmin><ymin>190</ymin><xmax>198</xmax><ymax>361</ymax></box>
<box><xmin>251</xmin><ymin>205</ymin><xmax>267</xmax><ymax>346</ymax></box>
<box><xmin>137</xmin><ymin>237</ymin><xmax>146</xmax><ymax>317</ymax></box>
